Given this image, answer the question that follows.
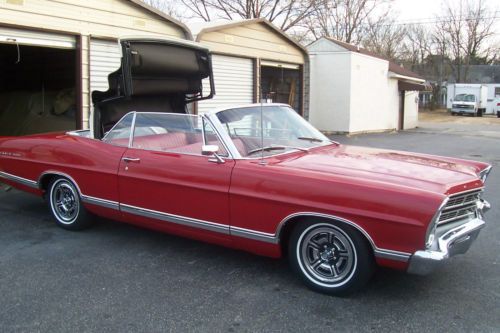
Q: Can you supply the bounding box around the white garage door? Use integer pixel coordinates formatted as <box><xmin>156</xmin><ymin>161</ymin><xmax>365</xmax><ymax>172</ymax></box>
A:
<box><xmin>0</xmin><ymin>27</ymin><xmax>75</xmax><ymax>49</ymax></box>
<box><xmin>197</xmin><ymin>55</ymin><xmax>254</xmax><ymax>115</ymax></box>
<box><xmin>89</xmin><ymin>39</ymin><xmax>122</xmax><ymax>94</ymax></box>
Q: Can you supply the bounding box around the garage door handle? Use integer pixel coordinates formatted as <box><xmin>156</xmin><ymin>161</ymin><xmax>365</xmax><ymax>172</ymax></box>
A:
<box><xmin>122</xmin><ymin>157</ymin><xmax>141</xmax><ymax>163</ymax></box>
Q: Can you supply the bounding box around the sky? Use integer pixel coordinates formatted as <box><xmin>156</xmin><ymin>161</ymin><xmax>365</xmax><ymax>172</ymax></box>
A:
<box><xmin>391</xmin><ymin>0</ymin><xmax>499</xmax><ymax>28</ymax></box>
<box><xmin>392</xmin><ymin>0</ymin><xmax>443</xmax><ymax>22</ymax></box>
<box><xmin>391</xmin><ymin>0</ymin><xmax>499</xmax><ymax>46</ymax></box>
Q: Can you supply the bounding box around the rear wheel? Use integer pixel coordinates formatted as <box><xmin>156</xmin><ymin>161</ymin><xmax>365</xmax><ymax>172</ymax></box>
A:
<box><xmin>47</xmin><ymin>177</ymin><xmax>93</xmax><ymax>230</ymax></box>
<box><xmin>288</xmin><ymin>221</ymin><xmax>375</xmax><ymax>296</ymax></box>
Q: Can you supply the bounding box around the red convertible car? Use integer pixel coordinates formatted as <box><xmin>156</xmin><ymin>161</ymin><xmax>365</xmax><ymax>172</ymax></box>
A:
<box><xmin>0</xmin><ymin>38</ymin><xmax>493</xmax><ymax>295</ymax></box>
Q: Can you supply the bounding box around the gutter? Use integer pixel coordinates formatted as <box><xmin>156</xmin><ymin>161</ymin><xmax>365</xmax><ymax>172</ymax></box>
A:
<box><xmin>389</xmin><ymin>72</ymin><xmax>425</xmax><ymax>83</ymax></box>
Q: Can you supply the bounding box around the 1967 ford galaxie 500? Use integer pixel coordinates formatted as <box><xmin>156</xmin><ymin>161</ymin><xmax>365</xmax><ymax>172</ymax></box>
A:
<box><xmin>0</xmin><ymin>37</ymin><xmax>492</xmax><ymax>295</ymax></box>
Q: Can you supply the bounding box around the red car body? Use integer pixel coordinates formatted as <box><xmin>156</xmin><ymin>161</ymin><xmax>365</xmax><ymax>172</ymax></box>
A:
<box><xmin>0</xmin><ymin>128</ymin><xmax>489</xmax><ymax>272</ymax></box>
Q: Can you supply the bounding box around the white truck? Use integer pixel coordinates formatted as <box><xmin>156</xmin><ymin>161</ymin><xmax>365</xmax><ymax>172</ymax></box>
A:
<box><xmin>447</xmin><ymin>84</ymin><xmax>488</xmax><ymax>117</ymax></box>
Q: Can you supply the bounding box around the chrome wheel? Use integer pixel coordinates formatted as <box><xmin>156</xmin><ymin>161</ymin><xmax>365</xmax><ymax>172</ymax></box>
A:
<box><xmin>297</xmin><ymin>224</ymin><xmax>357</xmax><ymax>287</ymax></box>
<box><xmin>50</xmin><ymin>179</ymin><xmax>80</xmax><ymax>224</ymax></box>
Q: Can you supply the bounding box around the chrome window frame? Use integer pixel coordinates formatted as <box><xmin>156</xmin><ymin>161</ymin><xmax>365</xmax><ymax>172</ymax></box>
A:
<box><xmin>102</xmin><ymin>111</ymin><xmax>236</xmax><ymax>160</ymax></box>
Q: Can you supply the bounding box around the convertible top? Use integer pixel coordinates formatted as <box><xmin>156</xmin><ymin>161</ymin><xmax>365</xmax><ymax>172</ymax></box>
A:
<box><xmin>91</xmin><ymin>37</ymin><xmax>215</xmax><ymax>139</ymax></box>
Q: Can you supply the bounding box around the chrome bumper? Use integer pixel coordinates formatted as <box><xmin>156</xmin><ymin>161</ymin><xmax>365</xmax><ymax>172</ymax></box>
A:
<box><xmin>407</xmin><ymin>217</ymin><xmax>486</xmax><ymax>275</ymax></box>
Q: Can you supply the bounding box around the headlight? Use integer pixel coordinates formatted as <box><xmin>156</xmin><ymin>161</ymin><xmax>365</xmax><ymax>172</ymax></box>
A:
<box><xmin>425</xmin><ymin>197</ymin><xmax>449</xmax><ymax>249</ymax></box>
<box><xmin>479</xmin><ymin>165</ymin><xmax>492</xmax><ymax>183</ymax></box>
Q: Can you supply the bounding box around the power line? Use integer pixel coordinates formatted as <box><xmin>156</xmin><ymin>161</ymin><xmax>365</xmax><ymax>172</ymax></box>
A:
<box><xmin>391</xmin><ymin>10</ymin><xmax>500</xmax><ymax>24</ymax></box>
<box><xmin>376</xmin><ymin>16</ymin><xmax>500</xmax><ymax>27</ymax></box>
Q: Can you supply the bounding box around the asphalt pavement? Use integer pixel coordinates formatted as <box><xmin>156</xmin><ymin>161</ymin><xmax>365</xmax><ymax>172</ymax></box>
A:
<box><xmin>0</xmin><ymin>121</ymin><xmax>499</xmax><ymax>332</ymax></box>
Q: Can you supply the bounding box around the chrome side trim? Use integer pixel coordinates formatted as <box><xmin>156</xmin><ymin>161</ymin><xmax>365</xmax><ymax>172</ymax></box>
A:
<box><xmin>81</xmin><ymin>195</ymin><xmax>119</xmax><ymax>210</ymax></box>
<box><xmin>0</xmin><ymin>171</ymin><xmax>38</xmax><ymax>189</ymax></box>
<box><xmin>276</xmin><ymin>212</ymin><xmax>412</xmax><ymax>262</ymax></box>
<box><xmin>374</xmin><ymin>249</ymin><xmax>411</xmax><ymax>262</ymax></box>
<box><xmin>230</xmin><ymin>226</ymin><xmax>278</xmax><ymax>244</ymax></box>
<box><xmin>119</xmin><ymin>203</ymin><xmax>230</xmax><ymax>235</ymax></box>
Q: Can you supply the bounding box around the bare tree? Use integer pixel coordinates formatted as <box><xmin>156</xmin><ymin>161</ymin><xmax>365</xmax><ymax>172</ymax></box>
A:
<box><xmin>304</xmin><ymin>0</ymin><xmax>392</xmax><ymax>44</ymax></box>
<box><xmin>164</xmin><ymin>0</ymin><xmax>318</xmax><ymax>32</ymax></box>
<box><xmin>143</xmin><ymin>0</ymin><xmax>182</xmax><ymax>18</ymax></box>
<box><xmin>437</xmin><ymin>0</ymin><xmax>496</xmax><ymax>82</ymax></box>
<box><xmin>362</xmin><ymin>19</ymin><xmax>407</xmax><ymax>61</ymax></box>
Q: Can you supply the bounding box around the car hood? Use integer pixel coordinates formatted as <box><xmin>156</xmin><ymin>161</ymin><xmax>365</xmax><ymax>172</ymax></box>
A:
<box><xmin>273</xmin><ymin>144</ymin><xmax>484</xmax><ymax>195</ymax></box>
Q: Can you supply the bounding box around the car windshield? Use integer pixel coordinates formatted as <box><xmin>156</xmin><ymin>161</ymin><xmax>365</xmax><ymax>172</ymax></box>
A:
<box><xmin>454</xmin><ymin>94</ymin><xmax>475</xmax><ymax>102</ymax></box>
<box><xmin>216</xmin><ymin>105</ymin><xmax>331</xmax><ymax>157</ymax></box>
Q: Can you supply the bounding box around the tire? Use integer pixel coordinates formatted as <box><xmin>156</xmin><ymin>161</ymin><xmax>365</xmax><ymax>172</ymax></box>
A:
<box><xmin>477</xmin><ymin>109</ymin><xmax>483</xmax><ymax>117</ymax></box>
<box><xmin>451</xmin><ymin>112</ymin><xmax>456</xmax><ymax>116</ymax></box>
<box><xmin>288</xmin><ymin>221</ymin><xmax>375</xmax><ymax>296</ymax></box>
<box><xmin>47</xmin><ymin>177</ymin><xmax>94</xmax><ymax>230</ymax></box>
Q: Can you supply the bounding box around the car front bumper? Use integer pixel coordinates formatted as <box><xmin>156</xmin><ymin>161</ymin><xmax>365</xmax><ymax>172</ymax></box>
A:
<box><xmin>407</xmin><ymin>201</ymin><xmax>489</xmax><ymax>275</ymax></box>
<box><xmin>451</xmin><ymin>108</ymin><xmax>475</xmax><ymax>114</ymax></box>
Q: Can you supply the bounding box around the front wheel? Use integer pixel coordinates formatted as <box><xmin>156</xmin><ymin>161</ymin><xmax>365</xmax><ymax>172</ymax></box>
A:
<box><xmin>288</xmin><ymin>221</ymin><xmax>375</xmax><ymax>296</ymax></box>
<box><xmin>47</xmin><ymin>177</ymin><xmax>94</xmax><ymax>230</ymax></box>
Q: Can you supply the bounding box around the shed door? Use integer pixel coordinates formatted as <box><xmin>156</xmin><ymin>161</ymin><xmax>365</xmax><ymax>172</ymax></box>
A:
<box><xmin>89</xmin><ymin>39</ymin><xmax>122</xmax><ymax>94</ymax></box>
<box><xmin>197</xmin><ymin>55</ymin><xmax>253</xmax><ymax>115</ymax></box>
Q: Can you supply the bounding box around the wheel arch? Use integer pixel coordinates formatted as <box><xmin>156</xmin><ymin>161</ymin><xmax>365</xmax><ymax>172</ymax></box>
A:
<box><xmin>277</xmin><ymin>213</ymin><xmax>377</xmax><ymax>257</ymax></box>
<box><xmin>38</xmin><ymin>171</ymin><xmax>83</xmax><ymax>196</ymax></box>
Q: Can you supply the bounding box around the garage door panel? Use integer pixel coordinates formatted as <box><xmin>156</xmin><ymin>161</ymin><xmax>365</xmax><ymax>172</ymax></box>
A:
<box><xmin>197</xmin><ymin>55</ymin><xmax>253</xmax><ymax>115</ymax></box>
<box><xmin>90</xmin><ymin>39</ymin><xmax>121</xmax><ymax>94</ymax></box>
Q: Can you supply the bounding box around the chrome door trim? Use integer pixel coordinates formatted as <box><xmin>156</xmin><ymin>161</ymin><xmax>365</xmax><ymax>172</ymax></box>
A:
<box><xmin>230</xmin><ymin>226</ymin><xmax>278</xmax><ymax>244</ymax></box>
<box><xmin>0</xmin><ymin>171</ymin><xmax>38</xmax><ymax>189</ymax></box>
<box><xmin>120</xmin><ymin>203</ymin><xmax>230</xmax><ymax>234</ymax></box>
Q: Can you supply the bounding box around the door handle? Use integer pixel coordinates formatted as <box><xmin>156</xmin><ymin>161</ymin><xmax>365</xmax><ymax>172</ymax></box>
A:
<box><xmin>122</xmin><ymin>157</ymin><xmax>141</xmax><ymax>163</ymax></box>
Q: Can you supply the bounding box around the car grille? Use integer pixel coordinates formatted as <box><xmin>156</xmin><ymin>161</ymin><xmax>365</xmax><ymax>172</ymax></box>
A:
<box><xmin>438</xmin><ymin>189</ymin><xmax>482</xmax><ymax>225</ymax></box>
<box><xmin>452</xmin><ymin>104</ymin><xmax>473</xmax><ymax>109</ymax></box>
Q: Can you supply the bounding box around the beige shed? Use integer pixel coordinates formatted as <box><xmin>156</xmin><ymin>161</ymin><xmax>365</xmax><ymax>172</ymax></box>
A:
<box><xmin>191</xmin><ymin>19</ymin><xmax>308</xmax><ymax>116</ymax></box>
<box><xmin>0</xmin><ymin>0</ymin><xmax>190</xmax><ymax>135</ymax></box>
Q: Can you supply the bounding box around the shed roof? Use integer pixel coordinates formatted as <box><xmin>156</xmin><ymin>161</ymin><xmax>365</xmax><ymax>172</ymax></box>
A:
<box><xmin>126</xmin><ymin>0</ymin><xmax>192</xmax><ymax>39</ymax></box>
<box><xmin>323</xmin><ymin>37</ymin><xmax>423</xmax><ymax>80</ymax></box>
<box><xmin>191</xmin><ymin>18</ymin><xmax>308</xmax><ymax>57</ymax></box>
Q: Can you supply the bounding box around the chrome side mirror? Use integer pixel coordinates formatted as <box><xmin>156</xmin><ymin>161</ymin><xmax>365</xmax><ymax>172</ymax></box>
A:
<box><xmin>202</xmin><ymin>145</ymin><xmax>219</xmax><ymax>156</ymax></box>
<box><xmin>202</xmin><ymin>145</ymin><xmax>224</xmax><ymax>163</ymax></box>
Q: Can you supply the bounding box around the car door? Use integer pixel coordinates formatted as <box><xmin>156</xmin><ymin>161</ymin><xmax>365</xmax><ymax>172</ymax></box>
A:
<box><xmin>117</xmin><ymin>113</ymin><xmax>235</xmax><ymax>242</ymax></box>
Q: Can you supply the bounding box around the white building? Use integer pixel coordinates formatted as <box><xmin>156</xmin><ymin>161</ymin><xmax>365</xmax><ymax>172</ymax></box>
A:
<box><xmin>308</xmin><ymin>37</ymin><xmax>426</xmax><ymax>134</ymax></box>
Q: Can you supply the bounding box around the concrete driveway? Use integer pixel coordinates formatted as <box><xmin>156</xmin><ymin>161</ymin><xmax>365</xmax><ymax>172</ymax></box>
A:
<box><xmin>0</xmin><ymin>126</ymin><xmax>499</xmax><ymax>332</ymax></box>
<box><xmin>418</xmin><ymin>110</ymin><xmax>500</xmax><ymax>139</ymax></box>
